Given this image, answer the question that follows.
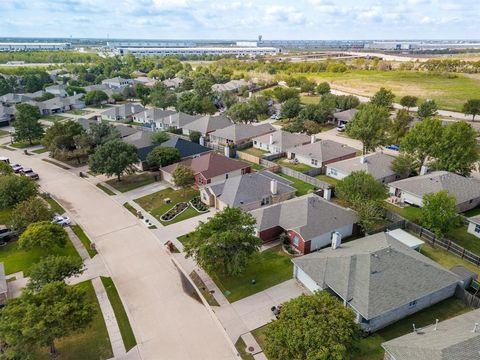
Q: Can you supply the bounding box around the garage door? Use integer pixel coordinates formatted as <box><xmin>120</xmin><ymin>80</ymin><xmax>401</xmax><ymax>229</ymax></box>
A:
<box><xmin>295</xmin><ymin>266</ymin><xmax>320</xmax><ymax>293</ymax></box>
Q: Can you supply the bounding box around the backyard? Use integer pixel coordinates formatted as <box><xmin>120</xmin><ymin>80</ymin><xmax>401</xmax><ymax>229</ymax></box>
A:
<box><xmin>315</xmin><ymin>174</ymin><xmax>338</xmax><ymax>186</ymax></box>
<box><xmin>134</xmin><ymin>187</ymin><xmax>205</xmax><ymax>226</ymax></box>
<box><xmin>273</xmin><ymin>157</ymin><xmax>314</xmax><ymax>173</ymax></box>
<box><xmin>277</xmin><ymin>173</ymin><xmax>315</xmax><ymax>196</ymax></box>
<box><xmin>420</xmin><ymin>243</ymin><xmax>480</xmax><ymax>278</ymax></box>
<box><xmin>105</xmin><ymin>172</ymin><xmax>159</xmax><ymax>193</ymax></box>
<box><xmin>238</xmin><ymin>147</ymin><xmax>269</xmax><ymax>158</ymax></box>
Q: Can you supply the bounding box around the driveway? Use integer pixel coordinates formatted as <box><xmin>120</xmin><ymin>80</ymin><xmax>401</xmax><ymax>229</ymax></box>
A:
<box><xmin>0</xmin><ymin>149</ymin><xmax>237</xmax><ymax>360</ymax></box>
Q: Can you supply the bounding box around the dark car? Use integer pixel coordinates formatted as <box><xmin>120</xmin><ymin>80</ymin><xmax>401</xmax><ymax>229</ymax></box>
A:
<box><xmin>10</xmin><ymin>163</ymin><xmax>23</xmax><ymax>173</ymax></box>
<box><xmin>0</xmin><ymin>226</ymin><xmax>17</xmax><ymax>242</ymax></box>
<box><xmin>20</xmin><ymin>168</ymin><xmax>39</xmax><ymax>180</ymax></box>
<box><xmin>386</xmin><ymin>144</ymin><xmax>400</xmax><ymax>151</ymax></box>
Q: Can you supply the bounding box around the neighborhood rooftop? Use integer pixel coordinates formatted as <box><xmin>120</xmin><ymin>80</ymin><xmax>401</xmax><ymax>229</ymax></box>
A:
<box><xmin>287</xmin><ymin>139</ymin><xmax>357</xmax><ymax>163</ymax></box>
<box><xmin>210</xmin><ymin>123</ymin><xmax>276</xmax><ymax>143</ymax></box>
<box><xmin>182</xmin><ymin>114</ymin><xmax>232</xmax><ymax>134</ymax></box>
<box><xmin>253</xmin><ymin>130</ymin><xmax>311</xmax><ymax>150</ymax></box>
<box><xmin>328</xmin><ymin>152</ymin><xmax>397</xmax><ymax>180</ymax></box>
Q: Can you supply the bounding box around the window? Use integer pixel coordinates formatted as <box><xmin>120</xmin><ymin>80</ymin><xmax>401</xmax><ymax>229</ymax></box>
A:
<box><xmin>475</xmin><ymin>224</ymin><xmax>480</xmax><ymax>234</ymax></box>
<box><xmin>311</xmin><ymin>159</ymin><xmax>318</xmax><ymax>166</ymax></box>
<box><xmin>293</xmin><ymin>235</ymin><xmax>299</xmax><ymax>247</ymax></box>
<box><xmin>409</xmin><ymin>300</ymin><xmax>417</xmax><ymax>308</ymax></box>
<box><xmin>330</xmin><ymin>168</ymin><xmax>337</xmax><ymax>176</ymax></box>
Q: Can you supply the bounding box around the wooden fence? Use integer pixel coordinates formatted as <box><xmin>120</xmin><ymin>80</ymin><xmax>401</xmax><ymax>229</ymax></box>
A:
<box><xmin>455</xmin><ymin>286</ymin><xmax>480</xmax><ymax>309</ymax></box>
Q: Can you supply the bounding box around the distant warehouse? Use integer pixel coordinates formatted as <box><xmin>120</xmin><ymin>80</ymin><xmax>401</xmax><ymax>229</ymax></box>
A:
<box><xmin>0</xmin><ymin>42</ymin><xmax>71</xmax><ymax>51</ymax></box>
<box><xmin>116</xmin><ymin>47</ymin><xmax>279</xmax><ymax>57</ymax></box>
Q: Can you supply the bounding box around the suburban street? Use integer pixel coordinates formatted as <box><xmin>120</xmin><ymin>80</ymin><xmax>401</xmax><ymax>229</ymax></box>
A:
<box><xmin>0</xmin><ymin>148</ymin><xmax>237</xmax><ymax>360</ymax></box>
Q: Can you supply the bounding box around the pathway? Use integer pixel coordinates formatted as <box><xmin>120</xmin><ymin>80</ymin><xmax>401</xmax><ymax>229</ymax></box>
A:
<box><xmin>65</xmin><ymin>226</ymin><xmax>91</xmax><ymax>261</ymax></box>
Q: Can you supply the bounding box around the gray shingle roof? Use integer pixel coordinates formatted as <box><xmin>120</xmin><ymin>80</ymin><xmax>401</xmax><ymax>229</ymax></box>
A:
<box><xmin>286</xmin><ymin>140</ymin><xmax>357</xmax><ymax>163</ymax></box>
<box><xmin>334</xmin><ymin>108</ymin><xmax>358</xmax><ymax>122</ymax></box>
<box><xmin>155</xmin><ymin>112</ymin><xmax>201</xmax><ymax>128</ymax></box>
<box><xmin>253</xmin><ymin>130</ymin><xmax>311</xmax><ymax>151</ymax></box>
<box><xmin>382</xmin><ymin>308</ymin><xmax>480</xmax><ymax>360</ymax></box>
<box><xmin>101</xmin><ymin>103</ymin><xmax>145</xmax><ymax>119</ymax></box>
<box><xmin>327</xmin><ymin>152</ymin><xmax>397</xmax><ymax>180</ymax></box>
<box><xmin>293</xmin><ymin>233</ymin><xmax>460</xmax><ymax>320</ymax></box>
<box><xmin>389</xmin><ymin>171</ymin><xmax>480</xmax><ymax>205</ymax></box>
<box><xmin>183</xmin><ymin>115</ymin><xmax>232</xmax><ymax>134</ymax></box>
<box><xmin>134</xmin><ymin>108</ymin><xmax>176</xmax><ymax>122</ymax></box>
<box><xmin>250</xmin><ymin>194</ymin><xmax>358</xmax><ymax>240</ymax></box>
<box><xmin>212</xmin><ymin>79</ymin><xmax>248</xmax><ymax>92</ymax></box>
<box><xmin>207</xmin><ymin>170</ymin><xmax>295</xmax><ymax>207</ymax></box>
<box><xmin>210</xmin><ymin>123</ymin><xmax>276</xmax><ymax>143</ymax></box>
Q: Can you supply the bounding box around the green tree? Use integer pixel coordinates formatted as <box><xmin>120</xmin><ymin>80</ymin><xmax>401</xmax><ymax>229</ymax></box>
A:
<box><xmin>417</xmin><ymin>99</ymin><xmax>438</xmax><ymax>119</ymax></box>
<box><xmin>281</xmin><ymin>98</ymin><xmax>301</xmax><ymax>119</ymax></box>
<box><xmin>42</xmin><ymin>120</ymin><xmax>85</xmax><ymax>153</ymax></box>
<box><xmin>218</xmin><ymin>91</ymin><xmax>238</xmax><ymax>108</ymax></box>
<box><xmin>172</xmin><ymin>165</ymin><xmax>195</xmax><ymax>195</ymax></box>
<box><xmin>18</xmin><ymin>221</ymin><xmax>68</xmax><ymax>250</ymax></box>
<box><xmin>346</xmin><ymin>104</ymin><xmax>390</xmax><ymax>154</ymax></box>
<box><xmin>390</xmin><ymin>154</ymin><xmax>418</xmax><ymax>177</ymax></box>
<box><xmin>389</xmin><ymin>109</ymin><xmax>413</xmax><ymax>144</ymax></box>
<box><xmin>89</xmin><ymin>121</ymin><xmax>121</xmax><ymax>146</ymax></box>
<box><xmin>176</xmin><ymin>91</ymin><xmax>201</xmax><ymax>115</ymax></box>
<box><xmin>399</xmin><ymin>95</ymin><xmax>418</xmax><ymax>109</ymax></box>
<box><xmin>184</xmin><ymin>207</ymin><xmax>261</xmax><ymax>276</ymax></box>
<box><xmin>0</xmin><ymin>281</ymin><xmax>95</xmax><ymax>357</ymax></box>
<box><xmin>335</xmin><ymin>95</ymin><xmax>360</xmax><ymax>110</ymax></box>
<box><xmin>264</xmin><ymin>292</ymin><xmax>359</xmax><ymax>360</ymax></box>
<box><xmin>83</xmin><ymin>90</ymin><xmax>108</xmax><ymax>106</ymax></box>
<box><xmin>28</xmin><ymin>255</ymin><xmax>84</xmax><ymax>290</ymax></box>
<box><xmin>135</xmin><ymin>83</ymin><xmax>151</xmax><ymax>106</ymax></box>
<box><xmin>420</xmin><ymin>191</ymin><xmax>459</xmax><ymax>238</ymax></box>
<box><xmin>226</xmin><ymin>102</ymin><xmax>257</xmax><ymax>123</ymax></box>
<box><xmin>13</xmin><ymin>103</ymin><xmax>44</xmax><ymax>145</ymax></box>
<box><xmin>370</xmin><ymin>87</ymin><xmax>395</xmax><ymax>108</ymax></box>
<box><xmin>147</xmin><ymin>146</ymin><xmax>180</xmax><ymax>170</ymax></box>
<box><xmin>335</xmin><ymin>171</ymin><xmax>388</xmax><ymax>204</ymax></box>
<box><xmin>9</xmin><ymin>197</ymin><xmax>54</xmax><ymax>233</ymax></box>
<box><xmin>355</xmin><ymin>200</ymin><xmax>385</xmax><ymax>233</ymax></box>
<box><xmin>0</xmin><ymin>175</ymin><xmax>38</xmax><ymax>208</ymax></box>
<box><xmin>89</xmin><ymin>140</ymin><xmax>139</xmax><ymax>181</ymax></box>
<box><xmin>316</xmin><ymin>81</ymin><xmax>330</xmax><ymax>95</ymax></box>
<box><xmin>151</xmin><ymin>131</ymin><xmax>169</xmax><ymax>146</ymax></box>
<box><xmin>150</xmin><ymin>83</ymin><xmax>177</xmax><ymax>109</ymax></box>
<box><xmin>0</xmin><ymin>161</ymin><xmax>13</xmax><ymax>176</ymax></box>
<box><xmin>189</xmin><ymin>130</ymin><xmax>202</xmax><ymax>143</ymax></box>
<box><xmin>462</xmin><ymin>99</ymin><xmax>480</xmax><ymax>121</ymax></box>
<box><xmin>193</xmin><ymin>77</ymin><xmax>213</xmax><ymax>98</ymax></box>
<box><xmin>271</xmin><ymin>87</ymin><xmax>300</xmax><ymax>102</ymax></box>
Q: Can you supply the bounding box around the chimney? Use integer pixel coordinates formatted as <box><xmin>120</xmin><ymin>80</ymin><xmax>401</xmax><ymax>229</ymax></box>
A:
<box><xmin>434</xmin><ymin>319</ymin><xmax>439</xmax><ymax>331</ymax></box>
<box><xmin>224</xmin><ymin>146</ymin><xmax>231</xmax><ymax>158</ymax></box>
<box><xmin>270</xmin><ymin>179</ymin><xmax>278</xmax><ymax>195</ymax></box>
<box><xmin>473</xmin><ymin>323</ymin><xmax>479</xmax><ymax>333</ymax></box>
<box><xmin>169</xmin><ymin>115</ymin><xmax>173</xmax><ymax>125</ymax></box>
<box><xmin>130</xmin><ymin>105</ymin><xmax>135</xmax><ymax>114</ymax></box>
<box><xmin>144</xmin><ymin>110</ymin><xmax>148</xmax><ymax>121</ymax></box>
<box><xmin>269</xmin><ymin>134</ymin><xmax>274</xmax><ymax>145</ymax></box>
<box><xmin>331</xmin><ymin>232</ymin><xmax>342</xmax><ymax>249</ymax></box>
<box><xmin>323</xmin><ymin>188</ymin><xmax>332</xmax><ymax>201</ymax></box>
<box><xmin>360</xmin><ymin>156</ymin><xmax>366</xmax><ymax>164</ymax></box>
<box><xmin>310</xmin><ymin>134</ymin><xmax>315</xmax><ymax>144</ymax></box>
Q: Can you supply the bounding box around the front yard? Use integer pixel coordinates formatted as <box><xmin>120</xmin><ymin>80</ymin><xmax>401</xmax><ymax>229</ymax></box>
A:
<box><xmin>273</xmin><ymin>158</ymin><xmax>315</xmax><ymax>173</ymax></box>
<box><xmin>105</xmin><ymin>172</ymin><xmax>159</xmax><ymax>193</ymax></box>
<box><xmin>41</xmin><ymin>114</ymin><xmax>67</xmax><ymax>123</ymax></box>
<box><xmin>134</xmin><ymin>187</ymin><xmax>206</xmax><ymax>226</ymax></box>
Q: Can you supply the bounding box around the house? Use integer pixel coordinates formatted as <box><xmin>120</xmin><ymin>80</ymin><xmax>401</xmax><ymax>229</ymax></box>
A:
<box><xmin>382</xmin><ymin>308</ymin><xmax>480</xmax><ymax>359</ymax></box>
<box><xmin>101</xmin><ymin>77</ymin><xmax>134</xmax><ymax>89</ymax></box>
<box><xmin>159</xmin><ymin>136</ymin><xmax>211</xmax><ymax>159</ymax></box>
<box><xmin>35</xmin><ymin>94</ymin><xmax>86</xmax><ymax>115</ymax></box>
<box><xmin>121</xmin><ymin>129</ymin><xmax>154</xmax><ymax>169</ymax></box>
<box><xmin>45</xmin><ymin>84</ymin><xmax>68</xmax><ymax>97</ymax></box>
<box><xmin>0</xmin><ymin>105</ymin><xmax>15</xmax><ymax>126</ymax></box>
<box><xmin>326</xmin><ymin>152</ymin><xmax>403</xmax><ymax>184</ymax></box>
<box><xmin>250</xmin><ymin>194</ymin><xmax>358</xmax><ymax>251</ymax></box>
<box><xmin>467</xmin><ymin>215</ymin><xmax>480</xmax><ymax>239</ymax></box>
<box><xmin>0</xmin><ymin>263</ymin><xmax>7</xmax><ymax>305</ymax></box>
<box><xmin>293</xmin><ymin>232</ymin><xmax>461</xmax><ymax>332</ymax></box>
<box><xmin>209</xmin><ymin>123</ymin><xmax>276</xmax><ymax>147</ymax></box>
<box><xmin>101</xmin><ymin>103</ymin><xmax>145</xmax><ymax>122</ymax></box>
<box><xmin>132</xmin><ymin>108</ymin><xmax>176</xmax><ymax>126</ymax></box>
<box><xmin>163</xmin><ymin>77</ymin><xmax>183</xmax><ymax>89</ymax></box>
<box><xmin>253</xmin><ymin>130</ymin><xmax>311</xmax><ymax>154</ymax></box>
<box><xmin>212</xmin><ymin>79</ymin><xmax>248</xmax><ymax>93</ymax></box>
<box><xmin>154</xmin><ymin>112</ymin><xmax>200</xmax><ymax>131</ymax></box>
<box><xmin>182</xmin><ymin>115</ymin><xmax>233</xmax><ymax>137</ymax></box>
<box><xmin>388</xmin><ymin>171</ymin><xmax>480</xmax><ymax>212</ymax></box>
<box><xmin>286</xmin><ymin>139</ymin><xmax>357</xmax><ymax>169</ymax></box>
<box><xmin>200</xmin><ymin>170</ymin><xmax>296</xmax><ymax>211</ymax></box>
<box><xmin>134</xmin><ymin>76</ymin><xmax>156</xmax><ymax>88</ymax></box>
<box><xmin>160</xmin><ymin>152</ymin><xmax>251</xmax><ymax>187</ymax></box>
<box><xmin>334</xmin><ymin>108</ymin><xmax>358</xmax><ymax>126</ymax></box>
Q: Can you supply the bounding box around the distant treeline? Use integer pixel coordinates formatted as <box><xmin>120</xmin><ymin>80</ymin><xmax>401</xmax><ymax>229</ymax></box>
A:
<box><xmin>0</xmin><ymin>51</ymin><xmax>100</xmax><ymax>64</ymax></box>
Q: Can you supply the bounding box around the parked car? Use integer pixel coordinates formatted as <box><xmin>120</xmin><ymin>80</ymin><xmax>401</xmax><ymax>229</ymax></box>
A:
<box><xmin>0</xmin><ymin>156</ymin><xmax>9</xmax><ymax>164</ymax></box>
<box><xmin>270</xmin><ymin>114</ymin><xmax>280</xmax><ymax>120</ymax></box>
<box><xmin>386</xmin><ymin>144</ymin><xmax>400</xmax><ymax>151</ymax></box>
<box><xmin>52</xmin><ymin>215</ymin><xmax>71</xmax><ymax>226</ymax></box>
<box><xmin>20</xmin><ymin>168</ymin><xmax>39</xmax><ymax>180</ymax></box>
<box><xmin>10</xmin><ymin>164</ymin><xmax>23</xmax><ymax>173</ymax></box>
<box><xmin>336</xmin><ymin>124</ymin><xmax>346</xmax><ymax>132</ymax></box>
<box><xmin>0</xmin><ymin>226</ymin><xmax>17</xmax><ymax>242</ymax></box>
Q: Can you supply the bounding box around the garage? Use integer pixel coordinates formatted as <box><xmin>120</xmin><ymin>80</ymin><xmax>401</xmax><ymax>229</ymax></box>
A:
<box><xmin>294</xmin><ymin>265</ymin><xmax>321</xmax><ymax>293</ymax></box>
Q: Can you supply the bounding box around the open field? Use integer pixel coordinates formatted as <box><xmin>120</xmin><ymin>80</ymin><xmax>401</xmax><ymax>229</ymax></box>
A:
<box><xmin>299</xmin><ymin>70</ymin><xmax>480</xmax><ymax>111</ymax></box>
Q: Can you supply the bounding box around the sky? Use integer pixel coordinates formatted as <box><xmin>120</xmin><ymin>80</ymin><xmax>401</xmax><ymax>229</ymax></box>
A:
<box><xmin>1</xmin><ymin>0</ymin><xmax>479</xmax><ymax>40</ymax></box>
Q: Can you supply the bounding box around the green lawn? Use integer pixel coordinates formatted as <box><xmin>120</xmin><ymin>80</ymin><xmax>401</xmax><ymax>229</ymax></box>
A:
<box><xmin>210</xmin><ymin>245</ymin><xmax>293</xmax><ymax>303</ymax></box>
<box><xmin>105</xmin><ymin>172</ymin><xmax>158</xmax><ymax>193</ymax></box>
<box><xmin>0</xmin><ymin>129</ymin><xmax>9</xmax><ymax>137</ymax></box>
<box><xmin>68</xmin><ymin>109</ymin><xmax>90</xmax><ymax>115</ymax></box>
<box><xmin>235</xmin><ymin>337</ymin><xmax>255</xmax><ymax>360</ymax></box>
<box><xmin>41</xmin><ymin>114</ymin><xmax>66</xmax><ymax>123</ymax></box>
<box><xmin>71</xmin><ymin>225</ymin><xmax>97</xmax><ymax>257</ymax></box>
<box><xmin>273</xmin><ymin>158</ymin><xmax>315</xmax><ymax>173</ymax></box>
<box><xmin>238</xmin><ymin>158</ymin><xmax>265</xmax><ymax>171</ymax></box>
<box><xmin>190</xmin><ymin>270</ymin><xmax>220</xmax><ymax>306</ymax></box>
<box><xmin>301</xmin><ymin>70</ymin><xmax>480</xmax><ymax>112</ymax></box>
<box><xmin>300</xmin><ymin>95</ymin><xmax>320</xmax><ymax>105</ymax></box>
<box><xmin>123</xmin><ymin>202</ymin><xmax>138</xmax><ymax>216</ymax></box>
<box><xmin>42</xmin><ymin>195</ymin><xmax>66</xmax><ymax>215</ymax></box>
<box><xmin>32</xmin><ymin>280</ymin><xmax>113</xmax><ymax>360</ymax></box>
<box><xmin>32</xmin><ymin>147</ymin><xmax>49</xmax><ymax>154</ymax></box>
<box><xmin>134</xmin><ymin>187</ymin><xmax>204</xmax><ymax>226</ymax></box>
<box><xmin>420</xmin><ymin>243</ymin><xmax>480</xmax><ymax>278</ymax></box>
<box><xmin>238</xmin><ymin>147</ymin><xmax>269</xmax><ymax>158</ymax></box>
<box><xmin>96</xmin><ymin>183</ymin><xmax>116</xmax><ymax>196</ymax></box>
<box><xmin>463</xmin><ymin>206</ymin><xmax>480</xmax><ymax>218</ymax></box>
<box><xmin>353</xmin><ymin>298</ymin><xmax>472</xmax><ymax>360</ymax></box>
<box><xmin>383</xmin><ymin>203</ymin><xmax>422</xmax><ymax>222</ymax></box>
<box><xmin>10</xmin><ymin>140</ymin><xmax>41</xmax><ymax>149</ymax></box>
<box><xmin>100</xmin><ymin>277</ymin><xmax>137</xmax><ymax>352</ymax></box>
<box><xmin>277</xmin><ymin>173</ymin><xmax>315</xmax><ymax>196</ymax></box>
<box><xmin>0</xmin><ymin>207</ymin><xmax>13</xmax><ymax>225</ymax></box>
<box><xmin>315</xmin><ymin>174</ymin><xmax>338</xmax><ymax>186</ymax></box>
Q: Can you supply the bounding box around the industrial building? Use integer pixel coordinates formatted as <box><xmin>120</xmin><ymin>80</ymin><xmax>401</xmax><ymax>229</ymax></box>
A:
<box><xmin>0</xmin><ymin>42</ymin><xmax>71</xmax><ymax>51</ymax></box>
<box><xmin>116</xmin><ymin>46</ymin><xmax>279</xmax><ymax>57</ymax></box>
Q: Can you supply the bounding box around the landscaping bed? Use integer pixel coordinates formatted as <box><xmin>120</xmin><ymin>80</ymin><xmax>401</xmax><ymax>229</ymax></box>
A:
<box><xmin>190</xmin><ymin>197</ymin><xmax>209</xmax><ymax>212</ymax></box>
<box><xmin>160</xmin><ymin>202</ymin><xmax>189</xmax><ymax>222</ymax></box>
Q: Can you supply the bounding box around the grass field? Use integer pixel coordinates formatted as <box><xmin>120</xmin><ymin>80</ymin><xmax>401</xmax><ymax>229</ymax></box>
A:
<box><xmin>96</xmin><ymin>183</ymin><xmax>116</xmax><ymax>196</ymax></box>
<box><xmin>71</xmin><ymin>225</ymin><xmax>97</xmax><ymax>257</ymax></box>
<box><xmin>277</xmin><ymin>173</ymin><xmax>315</xmax><ymax>196</ymax></box>
<box><xmin>189</xmin><ymin>270</ymin><xmax>220</xmax><ymax>306</ymax></box>
<box><xmin>300</xmin><ymin>70</ymin><xmax>480</xmax><ymax>111</ymax></box>
<box><xmin>106</xmin><ymin>172</ymin><xmax>158</xmax><ymax>193</ymax></box>
<box><xmin>315</xmin><ymin>174</ymin><xmax>339</xmax><ymax>186</ymax></box>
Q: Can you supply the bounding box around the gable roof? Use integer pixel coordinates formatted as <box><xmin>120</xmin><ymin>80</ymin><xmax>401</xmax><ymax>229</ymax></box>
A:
<box><xmin>382</xmin><ymin>308</ymin><xmax>480</xmax><ymax>360</ymax></box>
<box><xmin>212</xmin><ymin>79</ymin><xmax>248</xmax><ymax>92</ymax></box>
<box><xmin>250</xmin><ymin>194</ymin><xmax>358</xmax><ymax>240</ymax></box>
<box><xmin>210</xmin><ymin>123</ymin><xmax>276</xmax><ymax>142</ymax></box>
<box><xmin>155</xmin><ymin>112</ymin><xmax>200</xmax><ymax>128</ymax></box>
<box><xmin>182</xmin><ymin>115</ymin><xmax>232</xmax><ymax>134</ymax></box>
<box><xmin>163</xmin><ymin>77</ymin><xmax>183</xmax><ymax>88</ymax></box>
<box><xmin>161</xmin><ymin>152</ymin><xmax>250</xmax><ymax>179</ymax></box>
<box><xmin>160</xmin><ymin>136</ymin><xmax>211</xmax><ymax>158</ymax></box>
<box><xmin>328</xmin><ymin>152</ymin><xmax>397</xmax><ymax>180</ymax></box>
<box><xmin>207</xmin><ymin>171</ymin><xmax>295</xmax><ymax>207</ymax></box>
<box><xmin>293</xmin><ymin>232</ymin><xmax>460</xmax><ymax>320</ymax></box>
<box><xmin>334</xmin><ymin>108</ymin><xmax>358</xmax><ymax>122</ymax></box>
<box><xmin>101</xmin><ymin>103</ymin><xmax>145</xmax><ymax>119</ymax></box>
<box><xmin>468</xmin><ymin>215</ymin><xmax>480</xmax><ymax>226</ymax></box>
<box><xmin>287</xmin><ymin>140</ymin><xmax>357</xmax><ymax>163</ymax></box>
<box><xmin>389</xmin><ymin>171</ymin><xmax>480</xmax><ymax>205</ymax></box>
<box><xmin>253</xmin><ymin>130</ymin><xmax>311</xmax><ymax>150</ymax></box>
<box><xmin>134</xmin><ymin>108</ymin><xmax>176</xmax><ymax>122</ymax></box>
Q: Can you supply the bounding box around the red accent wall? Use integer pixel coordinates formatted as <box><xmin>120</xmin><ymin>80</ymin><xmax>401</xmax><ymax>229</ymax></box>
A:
<box><xmin>288</xmin><ymin>230</ymin><xmax>310</xmax><ymax>254</ymax></box>
<box><xmin>258</xmin><ymin>226</ymin><xmax>284</xmax><ymax>243</ymax></box>
<box><xmin>322</xmin><ymin>152</ymin><xmax>357</xmax><ymax>167</ymax></box>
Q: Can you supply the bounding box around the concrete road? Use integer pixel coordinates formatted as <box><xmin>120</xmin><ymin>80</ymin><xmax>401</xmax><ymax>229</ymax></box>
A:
<box><xmin>1</xmin><ymin>149</ymin><xmax>237</xmax><ymax>360</ymax></box>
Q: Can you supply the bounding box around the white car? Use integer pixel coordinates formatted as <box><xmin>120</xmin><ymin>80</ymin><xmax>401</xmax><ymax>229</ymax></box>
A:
<box><xmin>336</xmin><ymin>124</ymin><xmax>346</xmax><ymax>132</ymax></box>
<box><xmin>52</xmin><ymin>215</ymin><xmax>71</xmax><ymax>226</ymax></box>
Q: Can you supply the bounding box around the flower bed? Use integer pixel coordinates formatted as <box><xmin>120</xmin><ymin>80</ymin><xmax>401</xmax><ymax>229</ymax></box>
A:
<box><xmin>160</xmin><ymin>202</ymin><xmax>189</xmax><ymax>222</ymax></box>
<box><xmin>190</xmin><ymin>197</ymin><xmax>209</xmax><ymax>213</ymax></box>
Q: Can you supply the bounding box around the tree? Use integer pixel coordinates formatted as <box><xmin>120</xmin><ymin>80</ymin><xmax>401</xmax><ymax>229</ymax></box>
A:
<box><xmin>89</xmin><ymin>140</ymin><xmax>139</xmax><ymax>181</ymax></box>
<box><xmin>281</xmin><ymin>98</ymin><xmax>301</xmax><ymax>119</ymax></box>
<box><xmin>184</xmin><ymin>207</ymin><xmax>261</xmax><ymax>276</ymax></box>
<box><xmin>18</xmin><ymin>221</ymin><xmax>68</xmax><ymax>250</ymax></box>
<box><xmin>42</xmin><ymin>120</ymin><xmax>85</xmax><ymax>153</ymax></box>
<box><xmin>147</xmin><ymin>146</ymin><xmax>180</xmax><ymax>170</ymax></box>
<box><xmin>316</xmin><ymin>82</ymin><xmax>330</xmax><ymax>95</ymax></box>
<box><xmin>355</xmin><ymin>200</ymin><xmax>385</xmax><ymax>233</ymax></box>
<box><xmin>462</xmin><ymin>99</ymin><xmax>480</xmax><ymax>121</ymax></box>
<box><xmin>150</xmin><ymin>83</ymin><xmax>177</xmax><ymax>109</ymax></box>
<box><xmin>189</xmin><ymin>130</ymin><xmax>202</xmax><ymax>144</ymax></box>
<box><xmin>172</xmin><ymin>165</ymin><xmax>195</xmax><ymax>195</ymax></box>
<box><xmin>400</xmin><ymin>95</ymin><xmax>418</xmax><ymax>109</ymax></box>
<box><xmin>303</xmin><ymin>120</ymin><xmax>323</xmax><ymax>135</ymax></box>
<box><xmin>390</xmin><ymin>154</ymin><xmax>418</xmax><ymax>177</ymax></box>
<box><xmin>0</xmin><ymin>281</ymin><xmax>95</xmax><ymax>357</ymax></box>
<box><xmin>417</xmin><ymin>99</ymin><xmax>438</xmax><ymax>119</ymax></box>
<box><xmin>151</xmin><ymin>131</ymin><xmax>169</xmax><ymax>146</ymax></box>
<box><xmin>346</xmin><ymin>104</ymin><xmax>390</xmax><ymax>154</ymax></box>
<box><xmin>335</xmin><ymin>95</ymin><xmax>360</xmax><ymax>110</ymax></box>
<box><xmin>218</xmin><ymin>91</ymin><xmax>238</xmax><ymax>108</ymax></box>
<box><xmin>9</xmin><ymin>197</ymin><xmax>54</xmax><ymax>233</ymax></box>
<box><xmin>176</xmin><ymin>91</ymin><xmax>201</xmax><ymax>115</ymax></box>
<box><xmin>193</xmin><ymin>77</ymin><xmax>213</xmax><ymax>98</ymax></box>
<box><xmin>0</xmin><ymin>175</ymin><xmax>38</xmax><ymax>208</ymax></box>
<box><xmin>28</xmin><ymin>255</ymin><xmax>84</xmax><ymax>290</ymax></box>
<box><xmin>420</xmin><ymin>191</ymin><xmax>459</xmax><ymax>238</ymax></box>
<box><xmin>264</xmin><ymin>292</ymin><xmax>359</xmax><ymax>360</ymax></box>
<box><xmin>433</xmin><ymin>121</ymin><xmax>479</xmax><ymax>176</ymax></box>
<box><xmin>13</xmin><ymin>103</ymin><xmax>44</xmax><ymax>145</ymax></box>
<box><xmin>135</xmin><ymin>83</ymin><xmax>150</xmax><ymax>106</ymax></box>
<box><xmin>400</xmin><ymin>117</ymin><xmax>443</xmax><ymax>168</ymax></box>
<box><xmin>335</xmin><ymin>171</ymin><xmax>388</xmax><ymax>204</ymax></box>
<box><xmin>89</xmin><ymin>121</ymin><xmax>121</xmax><ymax>146</ymax></box>
<box><xmin>226</xmin><ymin>102</ymin><xmax>257</xmax><ymax>123</ymax></box>
<box><xmin>0</xmin><ymin>161</ymin><xmax>13</xmax><ymax>176</ymax></box>
<box><xmin>389</xmin><ymin>109</ymin><xmax>413</xmax><ymax>144</ymax></box>
<box><xmin>83</xmin><ymin>90</ymin><xmax>108</xmax><ymax>106</ymax></box>
<box><xmin>370</xmin><ymin>87</ymin><xmax>395</xmax><ymax>108</ymax></box>
<box><xmin>271</xmin><ymin>87</ymin><xmax>300</xmax><ymax>102</ymax></box>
